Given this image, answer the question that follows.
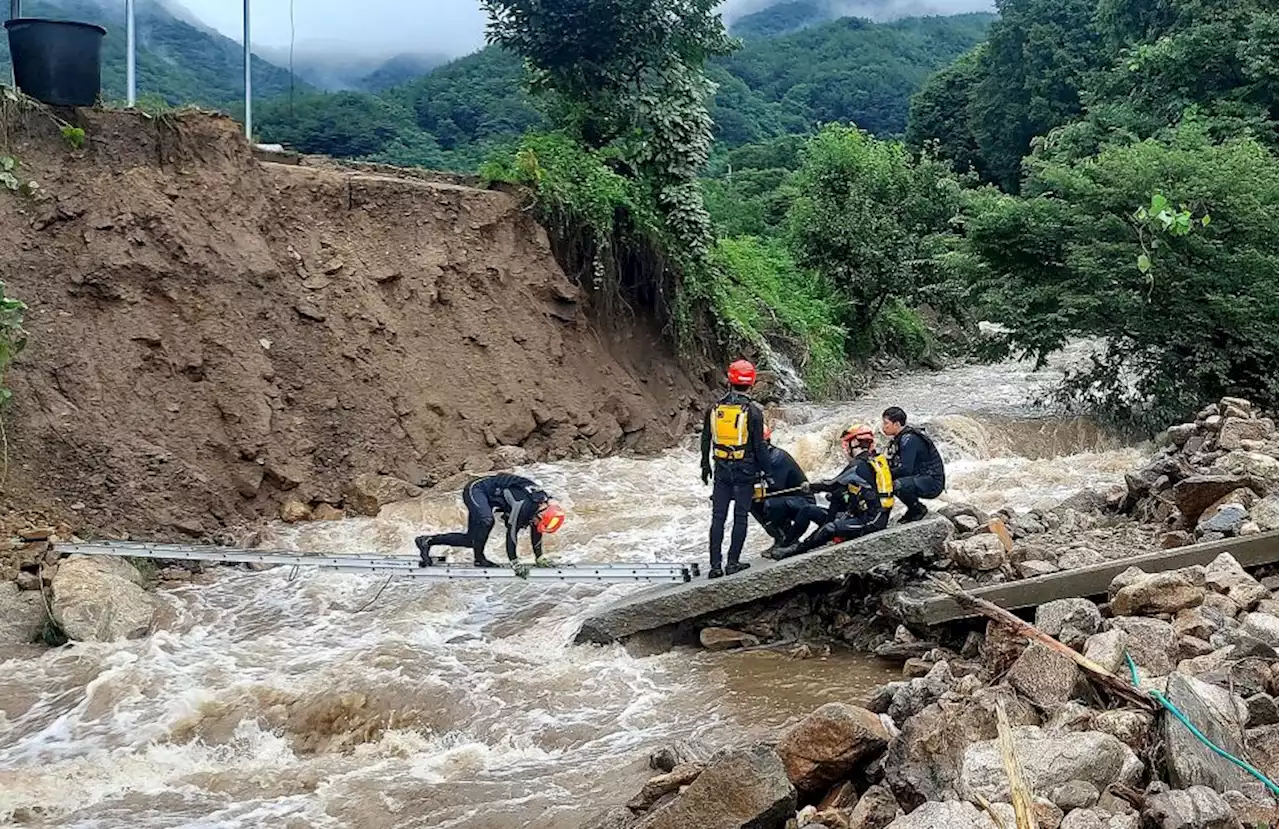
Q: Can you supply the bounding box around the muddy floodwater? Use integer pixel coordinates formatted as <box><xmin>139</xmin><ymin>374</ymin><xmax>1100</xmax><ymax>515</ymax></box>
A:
<box><xmin>0</xmin><ymin>344</ymin><xmax>1144</xmax><ymax>828</ymax></box>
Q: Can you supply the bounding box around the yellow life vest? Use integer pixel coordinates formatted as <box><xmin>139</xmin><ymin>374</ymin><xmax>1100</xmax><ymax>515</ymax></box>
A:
<box><xmin>845</xmin><ymin>454</ymin><xmax>895</xmax><ymax>510</ymax></box>
<box><xmin>712</xmin><ymin>402</ymin><xmax>749</xmax><ymax>461</ymax></box>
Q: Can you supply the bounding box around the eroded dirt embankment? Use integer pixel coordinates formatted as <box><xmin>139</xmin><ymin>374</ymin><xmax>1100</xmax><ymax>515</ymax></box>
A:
<box><xmin>0</xmin><ymin>110</ymin><xmax>705</xmax><ymax>538</ymax></box>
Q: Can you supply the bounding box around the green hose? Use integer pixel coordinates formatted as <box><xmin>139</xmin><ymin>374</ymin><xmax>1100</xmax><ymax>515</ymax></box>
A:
<box><xmin>1124</xmin><ymin>652</ymin><xmax>1279</xmax><ymax>798</ymax></box>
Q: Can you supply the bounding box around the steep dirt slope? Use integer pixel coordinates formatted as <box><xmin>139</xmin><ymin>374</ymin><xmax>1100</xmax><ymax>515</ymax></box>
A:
<box><xmin>0</xmin><ymin>110</ymin><xmax>705</xmax><ymax>537</ymax></box>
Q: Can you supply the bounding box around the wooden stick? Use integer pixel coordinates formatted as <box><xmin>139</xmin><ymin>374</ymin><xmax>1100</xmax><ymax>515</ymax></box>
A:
<box><xmin>997</xmin><ymin>699</ymin><xmax>1037</xmax><ymax>829</ymax></box>
<box><xmin>927</xmin><ymin>575</ymin><xmax>1156</xmax><ymax>711</ymax></box>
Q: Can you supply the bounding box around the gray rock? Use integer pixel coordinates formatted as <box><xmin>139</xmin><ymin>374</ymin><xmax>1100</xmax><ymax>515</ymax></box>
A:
<box><xmin>960</xmin><ymin>727</ymin><xmax>1143</xmax><ymax>803</ymax></box>
<box><xmin>1090</xmin><ymin>710</ymin><xmax>1153</xmax><ymax>751</ymax></box>
<box><xmin>1051</xmin><ymin>781</ymin><xmax>1101</xmax><ymax>812</ymax></box>
<box><xmin>1083</xmin><ymin>629</ymin><xmax>1129</xmax><ymax>675</ymax></box>
<box><xmin>1198</xmin><ymin>504</ymin><xmax>1248</xmax><ymax>535</ymax></box>
<box><xmin>1109</xmin><ymin>566</ymin><xmax>1148</xmax><ymax>599</ymax></box>
<box><xmin>627</xmin><ymin>763</ymin><xmax>704</xmax><ymax>812</ymax></box>
<box><xmin>1019</xmin><ymin>560</ymin><xmax>1061</xmax><ymax>579</ymax></box>
<box><xmin>0</xmin><ymin>581</ymin><xmax>45</xmax><ymax>645</ymax></box>
<box><xmin>576</xmin><ymin>520</ymin><xmax>953</xmax><ymax>644</ymax></box>
<box><xmin>1217</xmin><ymin>417</ymin><xmax>1273</xmax><ymax>451</ymax></box>
<box><xmin>847</xmin><ymin>784</ymin><xmax>901</xmax><ymax>829</ymax></box>
<box><xmin>1221</xmin><ymin>791</ymin><xmax>1276</xmax><ymax>827</ymax></box>
<box><xmin>888</xmin><ymin>661</ymin><xmax>955</xmax><ymax>724</ymax></box>
<box><xmin>1209</xmin><ymin>451</ymin><xmax>1279</xmax><ymax>488</ymax></box>
<box><xmin>699</xmin><ymin>627</ymin><xmax>761</xmax><ymax>651</ymax></box>
<box><xmin>1248</xmin><ymin>497</ymin><xmax>1278</xmax><ymax>532</ymax></box>
<box><xmin>1060</xmin><ymin>810</ymin><xmax>1105</xmax><ymax>829</ymax></box>
<box><xmin>341</xmin><ymin>472</ymin><xmax>423</xmax><ymax>516</ymax></box>
<box><xmin>1045</xmin><ymin>702</ymin><xmax>1095</xmax><ymax>733</ymax></box>
<box><xmin>1110</xmin><ymin>617</ymin><xmax>1178</xmax><ymax>678</ymax></box>
<box><xmin>1244</xmin><ymin>694</ymin><xmax>1278</xmax><ymax>727</ymax></box>
<box><xmin>947</xmin><ymin>534</ymin><xmax>1007</xmax><ymax>571</ymax></box>
<box><xmin>648</xmin><ymin>742</ymin><xmax>711</xmax><ymax>772</ymax></box>
<box><xmin>1036</xmin><ymin>598</ymin><xmax>1103</xmax><ymax>647</ymax></box>
<box><xmin>1009</xmin><ymin>643</ymin><xmax>1084</xmax><ymax>708</ymax></box>
<box><xmin>633</xmin><ymin>745</ymin><xmax>796</xmax><ymax>829</ymax></box>
<box><xmin>940</xmin><ymin>502</ymin><xmax>992</xmax><ymax>527</ymax></box>
<box><xmin>1205</xmin><ymin>554</ymin><xmax>1269</xmax><ymax>611</ymax></box>
<box><xmin>1167</xmin><ymin>423</ymin><xmax>1199</xmax><ymax>447</ymax></box>
<box><xmin>1173</xmin><ymin>607</ymin><xmax>1227</xmax><ymax>641</ymax></box>
<box><xmin>1059</xmin><ymin>548</ymin><xmax>1106</xmax><ymax>570</ymax></box>
<box><xmin>864</xmin><ymin>683</ymin><xmax>902</xmax><ymax>715</ymax></box>
<box><xmin>1111</xmin><ymin>572</ymin><xmax>1205</xmax><ymax>617</ymax></box>
<box><xmin>1200</xmin><ymin>592</ymin><xmax>1241</xmax><ymax>618</ymax></box>
<box><xmin>1143</xmin><ymin>786</ymin><xmax>1241</xmax><ymax>829</ymax></box>
<box><xmin>1172</xmin><ymin>476</ymin><xmax>1253</xmax><ymax>524</ymax></box>
<box><xmin>884</xmin><ymin>800</ymin><xmax>997</xmax><ymax>829</ymax></box>
<box><xmin>581</xmin><ymin>806</ymin><xmax>636</xmax><ymax>829</ymax></box>
<box><xmin>775</xmin><ymin>702</ymin><xmax>889</xmax><ymax>795</ymax></box>
<box><xmin>1236</xmin><ymin>613</ymin><xmax>1278</xmax><ymax>647</ymax></box>
<box><xmin>51</xmin><ymin>556</ymin><xmax>159</xmax><ymax>642</ymax></box>
<box><xmin>1246</xmin><ymin>723</ymin><xmax>1278</xmax><ymax>784</ymax></box>
<box><xmin>1163</xmin><ymin>673</ymin><xmax>1256</xmax><ymax>795</ymax></box>
<box><xmin>1178</xmin><ymin>635</ymin><xmax>1216</xmax><ymax>660</ymax></box>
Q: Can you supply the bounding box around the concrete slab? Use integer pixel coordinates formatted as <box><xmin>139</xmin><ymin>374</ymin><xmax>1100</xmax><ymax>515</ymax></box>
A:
<box><xmin>574</xmin><ymin>518</ymin><xmax>953</xmax><ymax>644</ymax></box>
<box><xmin>897</xmin><ymin>530</ymin><xmax>1279</xmax><ymax>626</ymax></box>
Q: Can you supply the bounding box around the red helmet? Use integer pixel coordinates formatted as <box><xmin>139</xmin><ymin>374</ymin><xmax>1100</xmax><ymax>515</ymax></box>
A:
<box><xmin>840</xmin><ymin>424</ymin><xmax>875</xmax><ymax>454</ymax></box>
<box><xmin>727</xmin><ymin>359</ymin><xmax>756</xmax><ymax>387</ymax></box>
<box><xmin>536</xmin><ymin>502</ymin><xmax>566</xmax><ymax>534</ymax></box>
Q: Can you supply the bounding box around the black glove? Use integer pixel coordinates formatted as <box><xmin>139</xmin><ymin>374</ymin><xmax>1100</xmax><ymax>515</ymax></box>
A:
<box><xmin>701</xmin><ymin>465</ymin><xmax>712</xmax><ymax>485</ymax></box>
<box><xmin>810</xmin><ymin>479</ymin><xmax>835</xmax><ymax>493</ymax></box>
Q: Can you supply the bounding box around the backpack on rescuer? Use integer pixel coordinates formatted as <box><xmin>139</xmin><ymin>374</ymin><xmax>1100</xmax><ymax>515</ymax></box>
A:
<box><xmin>846</xmin><ymin>453</ymin><xmax>895</xmax><ymax>510</ymax></box>
<box><xmin>712</xmin><ymin>400</ymin><xmax>750</xmax><ymax>461</ymax></box>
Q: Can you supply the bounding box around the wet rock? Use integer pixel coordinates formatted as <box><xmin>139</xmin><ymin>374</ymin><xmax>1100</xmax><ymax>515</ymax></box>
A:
<box><xmin>627</xmin><ymin>763</ymin><xmax>704</xmax><ymax>812</ymax></box>
<box><xmin>776</xmin><ymin>702</ymin><xmax>889</xmax><ymax>795</ymax></box>
<box><xmin>1091</xmin><ymin>709</ymin><xmax>1153</xmax><ymax>751</ymax></box>
<box><xmin>51</xmin><ymin>556</ymin><xmax>159</xmax><ymax>642</ymax></box>
<box><xmin>1018</xmin><ymin>560</ymin><xmax>1061</xmax><ymax>579</ymax></box>
<box><xmin>883</xmin><ymin>800</ymin><xmax>997</xmax><ymax>829</ymax></box>
<box><xmin>1172</xmin><ymin>476</ymin><xmax>1252</xmax><ymax>524</ymax></box>
<box><xmin>960</xmin><ymin>727</ymin><xmax>1142</xmax><ymax>804</ymax></box>
<box><xmin>1143</xmin><ymin>786</ymin><xmax>1241</xmax><ymax>829</ymax></box>
<box><xmin>1163</xmin><ymin>673</ymin><xmax>1255</xmax><ymax>795</ymax></box>
<box><xmin>1244</xmin><ymin>694</ymin><xmax>1278</xmax><ymax>727</ymax></box>
<box><xmin>947</xmin><ymin>535</ymin><xmax>1007</xmax><ymax>571</ymax></box>
<box><xmin>1008</xmin><ymin>643</ymin><xmax>1084</xmax><ymax>708</ymax></box>
<box><xmin>633</xmin><ymin>745</ymin><xmax>795</xmax><ymax>829</ymax></box>
<box><xmin>1050</xmin><ymin>780</ymin><xmax>1100</xmax><ymax>812</ymax></box>
<box><xmin>1236</xmin><ymin>612</ymin><xmax>1278</xmax><ymax>648</ymax></box>
<box><xmin>864</xmin><ymin>683</ymin><xmax>900</xmax><ymax>715</ymax></box>
<box><xmin>1198</xmin><ymin>504</ymin><xmax>1248</xmax><ymax>536</ymax></box>
<box><xmin>847</xmin><ymin>785</ymin><xmax>900</xmax><ymax>829</ymax></box>
<box><xmin>1217</xmin><ymin>417</ymin><xmax>1273</xmax><ymax>451</ymax></box>
<box><xmin>649</xmin><ymin>742</ymin><xmax>712</xmax><ymax>772</ymax></box>
<box><xmin>0</xmin><ymin>581</ymin><xmax>44</xmax><ymax>645</ymax></box>
<box><xmin>1110</xmin><ymin>617</ymin><xmax>1178</xmax><ymax>677</ymax></box>
<box><xmin>888</xmin><ymin>661</ymin><xmax>955</xmax><ymax>724</ymax></box>
<box><xmin>279</xmin><ymin>499</ymin><xmax>312</xmax><ymax>522</ymax></box>
<box><xmin>1082</xmin><ymin>628</ymin><xmax>1129</xmax><ymax>674</ymax></box>
<box><xmin>1036</xmin><ymin>599</ymin><xmax>1103</xmax><ymax>647</ymax></box>
<box><xmin>1204</xmin><ymin>554</ymin><xmax>1268</xmax><ymax>611</ymax></box>
<box><xmin>1110</xmin><ymin>572</ymin><xmax>1205</xmax><ymax>617</ymax></box>
<box><xmin>699</xmin><ymin>627</ymin><xmax>760</xmax><ymax>651</ymax></box>
<box><xmin>342</xmin><ymin>473</ymin><xmax>423</xmax><ymax>517</ymax></box>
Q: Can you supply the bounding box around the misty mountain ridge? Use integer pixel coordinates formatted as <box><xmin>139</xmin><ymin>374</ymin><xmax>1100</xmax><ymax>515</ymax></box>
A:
<box><xmin>731</xmin><ymin>0</ymin><xmax>994</xmax><ymax>38</ymax></box>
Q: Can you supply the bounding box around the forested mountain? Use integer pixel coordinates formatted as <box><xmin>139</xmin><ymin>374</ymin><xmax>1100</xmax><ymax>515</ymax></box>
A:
<box><xmin>0</xmin><ymin>0</ymin><xmax>305</xmax><ymax>106</ymax></box>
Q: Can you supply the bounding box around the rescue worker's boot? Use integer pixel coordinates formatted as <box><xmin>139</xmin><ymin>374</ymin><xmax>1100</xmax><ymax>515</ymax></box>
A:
<box><xmin>900</xmin><ymin>503</ymin><xmax>929</xmax><ymax>523</ymax></box>
<box><xmin>707</xmin><ymin>567</ymin><xmax>724</xmax><ymax>579</ymax></box>
<box><xmin>473</xmin><ymin>556</ymin><xmax>501</xmax><ymax>568</ymax></box>
<box><xmin>726</xmin><ymin>561</ymin><xmax>751</xmax><ymax>575</ymax></box>
<box><xmin>415</xmin><ymin>536</ymin><xmax>435</xmax><ymax>567</ymax></box>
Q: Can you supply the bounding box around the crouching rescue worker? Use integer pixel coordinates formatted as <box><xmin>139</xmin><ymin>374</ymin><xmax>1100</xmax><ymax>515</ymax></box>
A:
<box><xmin>415</xmin><ymin>474</ymin><xmax>566</xmax><ymax>568</ymax></box>
<box><xmin>750</xmin><ymin>424</ymin><xmax>821</xmax><ymax>554</ymax></box>
<box><xmin>769</xmin><ymin>424</ymin><xmax>893</xmax><ymax>559</ymax></box>
<box><xmin>701</xmin><ymin>359</ymin><xmax>773</xmax><ymax>579</ymax></box>
<box><xmin>881</xmin><ymin>406</ymin><xmax>945</xmax><ymax>523</ymax></box>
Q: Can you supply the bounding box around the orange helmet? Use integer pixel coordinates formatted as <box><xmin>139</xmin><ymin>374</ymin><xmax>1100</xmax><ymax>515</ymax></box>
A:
<box><xmin>840</xmin><ymin>424</ymin><xmax>875</xmax><ymax>455</ymax></box>
<box><xmin>727</xmin><ymin>359</ymin><xmax>757</xmax><ymax>387</ymax></box>
<box><xmin>536</xmin><ymin>502</ymin><xmax>566</xmax><ymax>534</ymax></box>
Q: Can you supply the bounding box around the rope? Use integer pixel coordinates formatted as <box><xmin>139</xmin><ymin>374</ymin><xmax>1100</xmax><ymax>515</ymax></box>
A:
<box><xmin>355</xmin><ymin>575</ymin><xmax>394</xmax><ymax>613</ymax></box>
<box><xmin>1124</xmin><ymin>652</ymin><xmax>1279</xmax><ymax>798</ymax></box>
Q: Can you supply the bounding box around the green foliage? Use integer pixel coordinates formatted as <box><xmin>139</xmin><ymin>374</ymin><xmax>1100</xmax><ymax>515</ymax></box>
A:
<box><xmin>708</xmin><ymin>236</ymin><xmax>847</xmax><ymax>393</ymax></box>
<box><xmin>0</xmin><ymin>281</ymin><xmax>28</xmax><ymax>407</ymax></box>
<box><xmin>60</xmin><ymin>125</ymin><xmax>86</xmax><ymax>149</ymax></box>
<box><xmin>787</xmin><ymin>125</ymin><xmax>966</xmax><ymax>354</ymax></box>
<box><xmin>954</xmin><ymin>124</ymin><xmax>1278</xmax><ymax>430</ymax></box>
<box><xmin>730</xmin><ymin>1</ymin><xmax>842</xmax><ymax>39</ymax></box>
<box><xmin>0</xmin><ymin>155</ymin><xmax>37</xmax><ymax>197</ymax></box>
<box><xmin>905</xmin><ymin>45</ymin><xmax>987</xmax><ymax>175</ymax></box>
<box><xmin>255</xmin><ymin>92</ymin><xmax>422</xmax><ymax>158</ymax></box>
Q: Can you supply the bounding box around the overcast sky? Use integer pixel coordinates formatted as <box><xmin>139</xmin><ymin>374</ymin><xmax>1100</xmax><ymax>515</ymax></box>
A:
<box><xmin>175</xmin><ymin>0</ymin><xmax>989</xmax><ymax>57</ymax></box>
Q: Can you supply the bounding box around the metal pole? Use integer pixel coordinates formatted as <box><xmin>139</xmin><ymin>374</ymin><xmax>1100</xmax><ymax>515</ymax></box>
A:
<box><xmin>243</xmin><ymin>0</ymin><xmax>252</xmax><ymax>140</ymax></box>
<box><xmin>125</xmin><ymin>0</ymin><xmax>136</xmax><ymax>106</ymax></box>
<box><xmin>8</xmin><ymin>0</ymin><xmax>19</xmax><ymax>22</ymax></box>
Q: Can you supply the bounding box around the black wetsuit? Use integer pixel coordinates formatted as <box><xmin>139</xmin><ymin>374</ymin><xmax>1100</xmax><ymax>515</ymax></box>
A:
<box><xmin>750</xmin><ymin>444</ymin><xmax>819</xmax><ymax>546</ymax></box>
<box><xmin>700</xmin><ymin>390</ymin><xmax>774</xmax><ymax>571</ymax></box>
<box><xmin>779</xmin><ymin>454</ymin><xmax>889</xmax><ymax>558</ymax></box>
<box><xmin>416</xmin><ymin>474</ymin><xmax>548</xmax><ymax>566</ymax></box>
<box><xmin>887</xmin><ymin>426</ymin><xmax>946</xmax><ymax>513</ymax></box>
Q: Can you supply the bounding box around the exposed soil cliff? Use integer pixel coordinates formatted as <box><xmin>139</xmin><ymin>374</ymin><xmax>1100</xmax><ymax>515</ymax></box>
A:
<box><xmin>0</xmin><ymin>109</ymin><xmax>705</xmax><ymax>537</ymax></box>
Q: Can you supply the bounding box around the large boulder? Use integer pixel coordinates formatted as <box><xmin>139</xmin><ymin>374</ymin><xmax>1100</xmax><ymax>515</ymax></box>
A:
<box><xmin>1208</xmin><ymin>452</ymin><xmax>1279</xmax><ymax>489</ymax></box>
<box><xmin>883</xmin><ymin>801</ymin><xmax>997</xmax><ymax>829</ymax></box>
<box><xmin>1035</xmin><ymin>599</ymin><xmax>1103</xmax><ymax>647</ymax></box>
<box><xmin>341</xmin><ymin>472</ymin><xmax>423</xmax><ymax>517</ymax></box>
<box><xmin>1142</xmin><ymin>786</ymin><xmax>1242</xmax><ymax>829</ymax></box>
<box><xmin>959</xmin><ymin>727</ymin><xmax>1143</xmax><ymax>803</ymax></box>
<box><xmin>775</xmin><ymin>703</ymin><xmax>889</xmax><ymax>795</ymax></box>
<box><xmin>0</xmin><ymin>581</ymin><xmax>45</xmax><ymax>645</ymax></box>
<box><xmin>1110</xmin><ymin>572</ymin><xmax>1205</xmax><ymax>617</ymax></box>
<box><xmin>1216</xmin><ymin>417</ymin><xmax>1274</xmax><ymax>452</ymax></box>
<box><xmin>627</xmin><ymin>764</ymin><xmax>705</xmax><ymax>812</ymax></box>
<box><xmin>1162</xmin><ymin>673</ymin><xmax>1256</xmax><ymax>796</ymax></box>
<box><xmin>1008</xmin><ymin>643</ymin><xmax>1085</xmax><ymax>708</ymax></box>
<box><xmin>946</xmin><ymin>535</ymin><xmax>1007</xmax><ymax>571</ymax></box>
<box><xmin>634</xmin><ymin>746</ymin><xmax>796</xmax><ymax>829</ymax></box>
<box><xmin>1109</xmin><ymin>617</ymin><xmax>1178</xmax><ymax>678</ymax></box>
<box><xmin>1172</xmin><ymin>476</ymin><xmax>1252</xmax><ymax>524</ymax></box>
<box><xmin>50</xmin><ymin>556</ymin><xmax>159</xmax><ymax>642</ymax></box>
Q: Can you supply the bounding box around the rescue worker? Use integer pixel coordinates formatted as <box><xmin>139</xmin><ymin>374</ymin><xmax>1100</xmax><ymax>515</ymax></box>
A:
<box><xmin>768</xmin><ymin>424</ymin><xmax>893</xmax><ymax>559</ymax></box>
<box><xmin>750</xmin><ymin>424</ymin><xmax>821</xmax><ymax>553</ymax></box>
<box><xmin>701</xmin><ymin>359</ymin><xmax>773</xmax><ymax>579</ymax></box>
<box><xmin>881</xmin><ymin>406</ymin><xmax>946</xmax><ymax>523</ymax></box>
<box><xmin>414</xmin><ymin>474</ymin><xmax>566</xmax><ymax>568</ymax></box>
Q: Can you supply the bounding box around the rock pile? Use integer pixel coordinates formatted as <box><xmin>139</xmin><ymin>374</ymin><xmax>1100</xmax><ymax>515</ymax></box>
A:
<box><xmin>589</xmin><ymin>549</ymin><xmax>1278</xmax><ymax>829</ymax></box>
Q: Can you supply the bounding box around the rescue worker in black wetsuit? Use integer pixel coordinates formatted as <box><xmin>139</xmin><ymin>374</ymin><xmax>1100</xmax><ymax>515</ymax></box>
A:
<box><xmin>414</xmin><ymin>474</ymin><xmax>566</xmax><ymax>567</ymax></box>
<box><xmin>700</xmin><ymin>359</ymin><xmax>774</xmax><ymax>579</ymax></box>
<box><xmin>881</xmin><ymin>406</ymin><xmax>946</xmax><ymax>523</ymax></box>
<box><xmin>750</xmin><ymin>424</ymin><xmax>822</xmax><ymax>554</ymax></box>
<box><xmin>769</xmin><ymin>424</ymin><xmax>893</xmax><ymax>559</ymax></box>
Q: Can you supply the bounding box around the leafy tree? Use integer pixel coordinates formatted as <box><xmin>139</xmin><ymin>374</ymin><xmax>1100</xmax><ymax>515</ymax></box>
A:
<box><xmin>905</xmin><ymin>44</ymin><xmax>987</xmax><ymax>175</ymax></box>
<box><xmin>254</xmin><ymin>92</ymin><xmax>417</xmax><ymax>158</ymax></box>
<box><xmin>786</xmin><ymin>125</ymin><xmax>965</xmax><ymax>353</ymax></box>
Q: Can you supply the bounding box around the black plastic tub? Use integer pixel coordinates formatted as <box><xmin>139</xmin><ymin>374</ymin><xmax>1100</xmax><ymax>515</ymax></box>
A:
<box><xmin>4</xmin><ymin>18</ymin><xmax>106</xmax><ymax>107</ymax></box>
